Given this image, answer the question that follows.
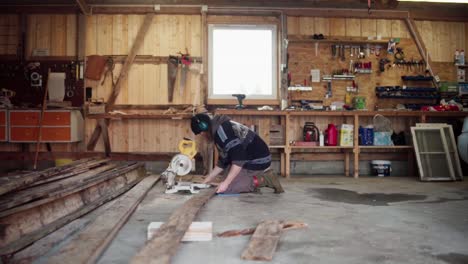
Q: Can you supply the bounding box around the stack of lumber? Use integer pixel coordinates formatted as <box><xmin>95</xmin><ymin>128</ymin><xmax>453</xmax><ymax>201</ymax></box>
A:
<box><xmin>0</xmin><ymin>158</ymin><xmax>146</xmax><ymax>257</ymax></box>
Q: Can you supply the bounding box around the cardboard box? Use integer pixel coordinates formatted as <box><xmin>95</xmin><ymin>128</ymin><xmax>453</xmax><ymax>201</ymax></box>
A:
<box><xmin>339</xmin><ymin>124</ymin><xmax>354</xmax><ymax>146</ymax></box>
<box><xmin>269</xmin><ymin>125</ymin><xmax>284</xmax><ymax>146</ymax></box>
<box><xmin>88</xmin><ymin>103</ymin><xmax>106</xmax><ymax>114</ymax></box>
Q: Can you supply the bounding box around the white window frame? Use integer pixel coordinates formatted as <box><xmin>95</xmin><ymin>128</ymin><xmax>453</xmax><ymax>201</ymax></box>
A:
<box><xmin>208</xmin><ymin>24</ymin><xmax>278</xmax><ymax>100</ymax></box>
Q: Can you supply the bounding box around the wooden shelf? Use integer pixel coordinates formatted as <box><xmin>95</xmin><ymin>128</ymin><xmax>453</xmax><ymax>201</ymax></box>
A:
<box><xmin>290</xmin><ymin>146</ymin><xmax>353</xmax><ymax>149</ymax></box>
<box><xmin>215</xmin><ymin>109</ymin><xmax>285</xmax><ymax>116</ymax></box>
<box><xmin>269</xmin><ymin>145</ymin><xmax>286</xmax><ymax>149</ymax></box>
<box><xmin>87</xmin><ymin>113</ymin><xmax>192</xmax><ymax>120</ymax></box>
<box><xmin>359</xmin><ymin>145</ymin><xmax>413</xmax><ymax>149</ymax></box>
<box><xmin>288</xmin><ymin>35</ymin><xmax>389</xmax><ymax>45</ymax></box>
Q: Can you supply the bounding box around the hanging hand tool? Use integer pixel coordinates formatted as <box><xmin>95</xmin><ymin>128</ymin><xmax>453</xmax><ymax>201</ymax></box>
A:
<box><xmin>167</xmin><ymin>56</ymin><xmax>179</xmax><ymax>102</ymax></box>
<box><xmin>340</xmin><ymin>45</ymin><xmax>346</xmax><ymax>61</ymax></box>
<box><xmin>178</xmin><ymin>49</ymin><xmax>192</xmax><ymax>97</ymax></box>
<box><xmin>331</xmin><ymin>45</ymin><xmax>337</xmax><ymax>59</ymax></box>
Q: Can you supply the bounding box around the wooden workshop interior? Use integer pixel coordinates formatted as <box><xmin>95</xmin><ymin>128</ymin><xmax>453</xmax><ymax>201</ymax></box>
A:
<box><xmin>1</xmin><ymin>1</ymin><xmax>468</xmax><ymax>263</ymax></box>
<box><xmin>0</xmin><ymin>0</ymin><xmax>467</xmax><ymax>179</ymax></box>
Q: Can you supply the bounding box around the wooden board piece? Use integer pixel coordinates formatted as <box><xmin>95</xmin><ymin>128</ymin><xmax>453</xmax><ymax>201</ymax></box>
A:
<box><xmin>241</xmin><ymin>220</ymin><xmax>283</xmax><ymax>261</ymax></box>
<box><xmin>217</xmin><ymin>220</ymin><xmax>307</xmax><ymax>238</ymax></box>
<box><xmin>131</xmin><ymin>188</ymin><xmax>216</xmax><ymax>264</ymax></box>
<box><xmin>147</xmin><ymin>222</ymin><xmax>212</xmax><ymax>241</ymax></box>
<box><xmin>47</xmin><ymin>175</ymin><xmax>159</xmax><ymax>264</ymax></box>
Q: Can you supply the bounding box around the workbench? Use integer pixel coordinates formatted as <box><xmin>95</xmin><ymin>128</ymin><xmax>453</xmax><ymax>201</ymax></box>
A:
<box><xmin>215</xmin><ymin>109</ymin><xmax>467</xmax><ymax>178</ymax></box>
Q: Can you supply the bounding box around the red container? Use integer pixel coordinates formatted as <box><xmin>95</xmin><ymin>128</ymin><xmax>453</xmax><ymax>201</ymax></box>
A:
<box><xmin>325</xmin><ymin>124</ymin><xmax>338</xmax><ymax>146</ymax></box>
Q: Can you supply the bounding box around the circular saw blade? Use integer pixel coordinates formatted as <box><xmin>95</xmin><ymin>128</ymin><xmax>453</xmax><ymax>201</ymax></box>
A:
<box><xmin>170</xmin><ymin>154</ymin><xmax>192</xmax><ymax>176</ymax></box>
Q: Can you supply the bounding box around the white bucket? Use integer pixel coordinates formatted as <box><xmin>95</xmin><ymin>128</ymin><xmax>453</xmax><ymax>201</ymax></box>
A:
<box><xmin>370</xmin><ymin>160</ymin><xmax>392</xmax><ymax>177</ymax></box>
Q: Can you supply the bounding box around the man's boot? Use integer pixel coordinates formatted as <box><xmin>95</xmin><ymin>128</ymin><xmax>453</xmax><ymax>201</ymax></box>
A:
<box><xmin>255</xmin><ymin>169</ymin><xmax>284</xmax><ymax>193</ymax></box>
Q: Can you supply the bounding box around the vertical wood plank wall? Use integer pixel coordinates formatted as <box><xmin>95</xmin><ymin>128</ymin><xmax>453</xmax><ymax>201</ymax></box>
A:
<box><xmin>85</xmin><ymin>15</ymin><xmax>202</xmax><ymax>152</ymax></box>
<box><xmin>0</xmin><ymin>15</ymin><xmax>19</xmax><ymax>55</ymax></box>
<box><xmin>0</xmin><ymin>14</ymin><xmax>467</xmax><ymax>155</ymax></box>
<box><xmin>26</xmin><ymin>14</ymin><xmax>77</xmax><ymax>57</ymax></box>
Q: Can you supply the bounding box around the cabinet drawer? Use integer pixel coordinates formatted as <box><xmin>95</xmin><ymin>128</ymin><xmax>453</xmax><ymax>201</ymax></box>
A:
<box><xmin>10</xmin><ymin>127</ymin><xmax>71</xmax><ymax>142</ymax></box>
<box><xmin>43</xmin><ymin>112</ymin><xmax>70</xmax><ymax>126</ymax></box>
<box><xmin>0</xmin><ymin>111</ymin><xmax>5</xmax><ymax>125</ymax></box>
<box><xmin>10</xmin><ymin>112</ymin><xmax>40</xmax><ymax>126</ymax></box>
<box><xmin>0</xmin><ymin>126</ymin><xmax>6</xmax><ymax>141</ymax></box>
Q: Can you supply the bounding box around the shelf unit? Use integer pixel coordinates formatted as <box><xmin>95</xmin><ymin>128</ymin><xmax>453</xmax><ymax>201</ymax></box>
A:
<box><xmin>287</xmin><ymin>35</ymin><xmax>389</xmax><ymax>45</ymax></box>
<box><xmin>215</xmin><ymin>109</ymin><xmax>467</xmax><ymax>178</ymax></box>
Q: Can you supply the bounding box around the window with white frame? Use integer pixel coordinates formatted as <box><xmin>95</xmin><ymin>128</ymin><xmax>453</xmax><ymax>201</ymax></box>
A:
<box><xmin>208</xmin><ymin>24</ymin><xmax>278</xmax><ymax>100</ymax></box>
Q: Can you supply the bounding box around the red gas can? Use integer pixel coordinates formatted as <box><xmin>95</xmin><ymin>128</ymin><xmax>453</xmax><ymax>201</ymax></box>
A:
<box><xmin>325</xmin><ymin>124</ymin><xmax>338</xmax><ymax>146</ymax></box>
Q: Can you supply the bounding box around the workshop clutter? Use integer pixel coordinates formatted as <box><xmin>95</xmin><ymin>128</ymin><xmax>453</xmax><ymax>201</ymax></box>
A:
<box><xmin>338</xmin><ymin>124</ymin><xmax>354</xmax><ymax>146</ymax></box>
<box><xmin>85</xmin><ymin>55</ymin><xmax>107</xmax><ymax>80</ymax></box>
<box><xmin>269</xmin><ymin>125</ymin><xmax>284</xmax><ymax>146</ymax></box>
<box><xmin>359</xmin><ymin>126</ymin><xmax>374</xmax><ymax>146</ymax></box>
<box><xmin>373</xmin><ymin>114</ymin><xmax>394</xmax><ymax>146</ymax></box>
<box><xmin>303</xmin><ymin>122</ymin><xmax>319</xmax><ymax>142</ymax></box>
<box><xmin>325</xmin><ymin>123</ymin><xmax>338</xmax><ymax>146</ymax></box>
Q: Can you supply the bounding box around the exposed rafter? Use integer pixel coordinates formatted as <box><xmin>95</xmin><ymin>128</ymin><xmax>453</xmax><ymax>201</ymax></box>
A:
<box><xmin>76</xmin><ymin>0</ymin><xmax>91</xmax><ymax>15</ymax></box>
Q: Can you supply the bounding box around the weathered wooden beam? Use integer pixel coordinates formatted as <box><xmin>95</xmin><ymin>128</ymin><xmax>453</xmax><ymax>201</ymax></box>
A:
<box><xmin>47</xmin><ymin>175</ymin><xmax>160</xmax><ymax>264</ymax></box>
<box><xmin>75</xmin><ymin>0</ymin><xmax>91</xmax><ymax>15</ymax></box>
<box><xmin>9</xmin><ymin>219</ymin><xmax>90</xmax><ymax>263</ymax></box>
<box><xmin>87</xmin><ymin>13</ymin><xmax>155</xmax><ymax>151</ymax></box>
<box><xmin>241</xmin><ymin>220</ymin><xmax>283</xmax><ymax>261</ymax></box>
<box><xmin>0</xmin><ymin>162</ymin><xmax>142</xmax><ymax>218</ymax></box>
<box><xmin>0</xmin><ymin>151</ymin><xmax>175</xmax><ymax>161</ymax></box>
<box><xmin>0</xmin><ymin>165</ymin><xmax>145</xmax><ymax>255</ymax></box>
<box><xmin>0</xmin><ymin>157</ymin><xmax>95</xmax><ymax>196</ymax></box>
<box><xmin>404</xmin><ymin>17</ymin><xmax>438</xmax><ymax>89</ymax></box>
<box><xmin>100</xmin><ymin>119</ymin><xmax>112</xmax><ymax>157</ymax></box>
<box><xmin>131</xmin><ymin>188</ymin><xmax>216</xmax><ymax>264</ymax></box>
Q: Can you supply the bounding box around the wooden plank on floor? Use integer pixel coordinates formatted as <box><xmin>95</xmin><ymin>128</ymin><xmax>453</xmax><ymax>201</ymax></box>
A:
<box><xmin>217</xmin><ymin>220</ymin><xmax>307</xmax><ymax>238</ymax></box>
<box><xmin>147</xmin><ymin>222</ymin><xmax>212</xmax><ymax>242</ymax></box>
<box><xmin>241</xmin><ymin>220</ymin><xmax>283</xmax><ymax>261</ymax></box>
<box><xmin>47</xmin><ymin>175</ymin><xmax>160</xmax><ymax>264</ymax></box>
<box><xmin>0</xmin><ymin>158</ymin><xmax>95</xmax><ymax>196</ymax></box>
<box><xmin>9</xmin><ymin>219</ymin><xmax>90</xmax><ymax>263</ymax></box>
<box><xmin>0</xmin><ymin>168</ymin><xmax>145</xmax><ymax>255</ymax></box>
<box><xmin>131</xmin><ymin>188</ymin><xmax>216</xmax><ymax>264</ymax></box>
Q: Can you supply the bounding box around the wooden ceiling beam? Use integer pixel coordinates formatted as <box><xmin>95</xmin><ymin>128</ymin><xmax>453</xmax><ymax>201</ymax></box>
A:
<box><xmin>76</xmin><ymin>0</ymin><xmax>91</xmax><ymax>15</ymax></box>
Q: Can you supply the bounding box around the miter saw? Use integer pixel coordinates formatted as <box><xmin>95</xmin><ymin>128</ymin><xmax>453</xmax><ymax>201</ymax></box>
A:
<box><xmin>161</xmin><ymin>138</ymin><xmax>211</xmax><ymax>194</ymax></box>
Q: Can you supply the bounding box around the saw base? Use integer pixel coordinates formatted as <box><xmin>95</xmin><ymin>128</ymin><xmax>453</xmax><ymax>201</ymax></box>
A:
<box><xmin>165</xmin><ymin>182</ymin><xmax>211</xmax><ymax>194</ymax></box>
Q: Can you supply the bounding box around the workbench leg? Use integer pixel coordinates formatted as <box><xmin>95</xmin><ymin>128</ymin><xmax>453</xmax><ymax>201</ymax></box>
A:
<box><xmin>345</xmin><ymin>152</ymin><xmax>350</xmax><ymax>177</ymax></box>
<box><xmin>353</xmin><ymin>114</ymin><xmax>359</xmax><ymax>178</ymax></box>
<box><xmin>408</xmin><ymin>150</ymin><xmax>415</xmax><ymax>177</ymax></box>
<box><xmin>285</xmin><ymin>149</ymin><xmax>291</xmax><ymax>179</ymax></box>
<box><xmin>280</xmin><ymin>151</ymin><xmax>286</xmax><ymax>178</ymax></box>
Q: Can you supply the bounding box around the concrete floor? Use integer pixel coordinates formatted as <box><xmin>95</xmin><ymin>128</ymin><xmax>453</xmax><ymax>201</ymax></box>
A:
<box><xmin>96</xmin><ymin>176</ymin><xmax>468</xmax><ymax>264</ymax></box>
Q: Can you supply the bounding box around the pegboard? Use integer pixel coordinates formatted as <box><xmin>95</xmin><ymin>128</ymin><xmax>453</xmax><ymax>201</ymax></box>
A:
<box><xmin>0</xmin><ymin>60</ymin><xmax>84</xmax><ymax>107</ymax></box>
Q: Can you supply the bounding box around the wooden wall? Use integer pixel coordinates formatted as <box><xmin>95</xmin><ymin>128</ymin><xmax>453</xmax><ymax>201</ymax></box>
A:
<box><xmin>415</xmin><ymin>21</ymin><xmax>466</xmax><ymax>63</ymax></box>
<box><xmin>85</xmin><ymin>15</ymin><xmax>202</xmax><ymax>152</ymax></box>
<box><xmin>85</xmin><ymin>14</ymin><xmax>202</xmax><ymax>105</ymax></box>
<box><xmin>0</xmin><ymin>15</ymin><xmax>19</xmax><ymax>55</ymax></box>
<box><xmin>26</xmin><ymin>14</ymin><xmax>77</xmax><ymax>57</ymax></box>
<box><xmin>1</xmin><ymin>13</ymin><xmax>467</xmax><ymax>155</ymax></box>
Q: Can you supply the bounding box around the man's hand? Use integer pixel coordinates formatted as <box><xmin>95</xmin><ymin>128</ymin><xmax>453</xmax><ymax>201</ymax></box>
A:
<box><xmin>216</xmin><ymin>181</ymin><xmax>230</xmax><ymax>193</ymax></box>
<box><xmin>202</xmin><ymin>175</ymin><xmax>211</xmax><ymax>184</ymax></box>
